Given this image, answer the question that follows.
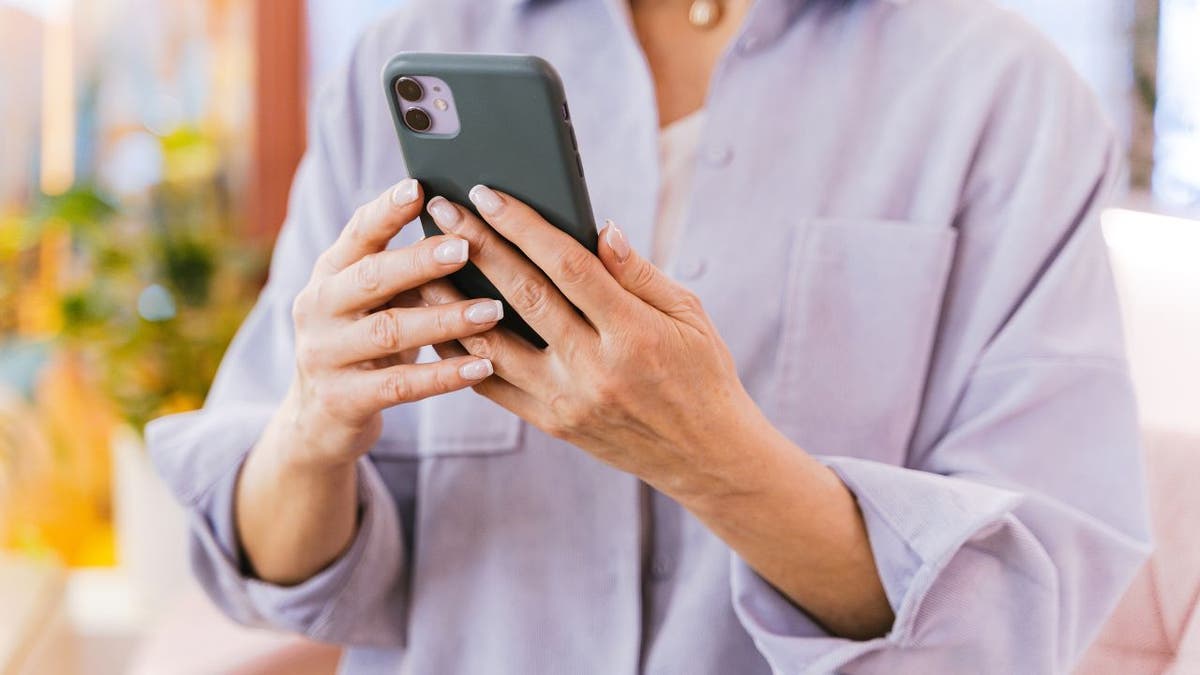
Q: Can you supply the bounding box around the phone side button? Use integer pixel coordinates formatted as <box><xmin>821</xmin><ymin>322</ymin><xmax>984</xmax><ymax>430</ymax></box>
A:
<box><xmin>568</xmin><ymin>125</ymin><xmax>578</xmax><ymax>150</ymax></box>
<box><xmin>575</xmin><ymin>154</ymin><xmax>585</xmax><ymax>177</ymax></box>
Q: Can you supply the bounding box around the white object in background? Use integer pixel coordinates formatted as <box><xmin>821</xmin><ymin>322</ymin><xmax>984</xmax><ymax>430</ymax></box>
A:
<box><xmin>111</xmin><ymin>426</ymin><xmax>190</xmax><ymax>621</ymax></box>
<box><xmin>1154</xmin><ymin>0</ymin><xmax>1200</xmax><ymax>208</ymax></box>
<box><xmin>1103</xmin><ymin>207</ymin><xmax>1200</xmax><ymax>435</ymax></box>
<box><xmin>0</xmin><ymin>556</ymin><xmax>75</xmax><ymax>675</ymax></box>
<box><xmin>306</xmin><ymin>0</ymin><xmax>401</xmax><ymax>90</ymax></box>
<box><xmin>60</xmin><ymin>428</ymin><xmax>192</xmax><ymax>675</ymax></box>
<box><xmin>993</xmin><ymin>0</ymin><xmax>1134</xmax><ymax>148</ymax></box>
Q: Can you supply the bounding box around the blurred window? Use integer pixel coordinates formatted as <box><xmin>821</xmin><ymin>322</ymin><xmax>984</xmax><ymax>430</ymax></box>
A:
<box><xmin>307</xmin><ymin>0</ymin><xmax>402</xmax><ymax>90</ymax></box>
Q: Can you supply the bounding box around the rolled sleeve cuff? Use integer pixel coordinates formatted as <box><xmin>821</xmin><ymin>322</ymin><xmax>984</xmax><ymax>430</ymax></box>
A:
<box><xmin>150</xmin><ymin>407</ymin><xmax>405</xmax><ymax>643</ymax></box>
<box><xmin>197</xmin><ymin>453</ymin><xmax>402</xmax><ymax>641</ymax></box>
<box><xmin>731</xmin><ymin>457</ymin><xmax>1023</xmax><ymax>673</ymax></box>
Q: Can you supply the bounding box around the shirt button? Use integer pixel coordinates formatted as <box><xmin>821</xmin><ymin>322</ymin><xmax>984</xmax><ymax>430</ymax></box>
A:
<box><xmin>739</xmin><ymin>34</ymin><xmax>762</xmax><ymax>53</ymax></box>
<box><xmin>651</xmin><ymin>558</ymin><xmax>673</xmax><ymax>580</ymax></box>
<box><xmin>702</xmin><ymin>145</ymin><xmax>733</xmax><ymax>167</ymax></box>
<box><xmin>676</xmin><ymin>259</ymin><xmax>707</xmax><ymax>281</ymax></box>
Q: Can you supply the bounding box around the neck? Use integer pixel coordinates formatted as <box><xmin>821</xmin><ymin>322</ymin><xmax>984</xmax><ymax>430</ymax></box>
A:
<box><xmin>630</xmin><ymin>0</ymin><xmax>753</xmax><ymax>126</ymax></box>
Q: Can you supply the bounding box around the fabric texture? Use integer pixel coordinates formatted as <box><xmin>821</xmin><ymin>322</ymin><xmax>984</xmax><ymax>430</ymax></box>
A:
<box><xmin>146</xmin><ymin>0</ymin><xmax>1151</xmax><ymax>672</ymax></box>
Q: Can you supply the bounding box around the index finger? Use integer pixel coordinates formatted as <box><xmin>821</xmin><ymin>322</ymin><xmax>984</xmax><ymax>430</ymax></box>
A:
<box><xmin>315</xmin><ymin>178</ymin><xmax>424</xmax><ymax>277</ymax></box>
<box><xmin>466</xmin><ymin>185</ymin><xmax>630</xmax><ymax>327</ymax></box>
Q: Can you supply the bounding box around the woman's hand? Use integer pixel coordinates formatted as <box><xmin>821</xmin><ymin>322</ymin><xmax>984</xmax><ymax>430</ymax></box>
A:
<box><xmin>280</xmin><ymin>179</ymin><xmax>504</xmax><ymax>470</ymax></box>
<box><xmin>420</xmin><ymin>187</ymin><xmax>893</xmax><ymax>638</ymax></box>
<box><xmin>236</xmin><ymin>179</ymin><xmax>503</xmax><ymax>585</ymax></box>
<box><xmin>419</xmin><ymin>186</ymin><xmax>768</xmax><ymax>500</ymax></box>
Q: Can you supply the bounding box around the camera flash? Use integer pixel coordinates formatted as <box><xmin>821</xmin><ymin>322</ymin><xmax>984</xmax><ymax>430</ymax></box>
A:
<box><xmin>434</xmin><ymin>98</ymin><xmax>449</xmax><ymax>111</ymax></box>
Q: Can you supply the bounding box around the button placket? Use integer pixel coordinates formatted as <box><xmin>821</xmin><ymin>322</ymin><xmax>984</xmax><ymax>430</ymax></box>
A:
<box><xmin>650</xmin><ymin>557</ymin><xmax>673</xmax><ymax>580</ymax></box>
<box><xmin>675</xmin><ymin>258</ymin><xmax>708</xmax><ymax>281</ymax></box>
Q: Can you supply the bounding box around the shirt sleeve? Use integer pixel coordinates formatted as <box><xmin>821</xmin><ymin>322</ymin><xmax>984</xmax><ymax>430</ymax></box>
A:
<box><xmin>145</xmin><ymin>31</ymin><xmax>415</xmax><ymax>647</ymax></box>
<box><xmin>731</xmin><ymin>27</ymin><xmax>1152</xmax><ymax>675</ymax></box>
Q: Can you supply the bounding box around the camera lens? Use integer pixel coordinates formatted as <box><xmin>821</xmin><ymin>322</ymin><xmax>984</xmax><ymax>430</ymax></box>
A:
<box><xmin>396</xmin><ymin>77</ymin><xmax>424</xmax><ymax>102</ymax></box>
<box><xmin>404</xmin><ymin>107</ymin><xmax>433</xmax><ymax>132</ymax></box>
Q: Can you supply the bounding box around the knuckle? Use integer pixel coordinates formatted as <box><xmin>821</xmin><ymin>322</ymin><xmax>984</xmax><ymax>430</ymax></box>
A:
<box><xmin>580</xmin><ymin>367</ymin><xmax>624</xmax><ymax>410</ymax></box>
<box><xmin>460</xmin><ymin>332</ymin><xmax>499</xmax><ymax>361</ymax></box>
<box><xmin>294</xmin><ymin>338</ymin><xmax>322</xmax><ymax>371</ymax></box>
<box><xmin>367</xmin><ymin>311</ymin><xmax>403</xmax><ymax>351</ymax></box>
<box><xmin>414</xmin><ymin>244</ymin><xmax>443</xmax><ymax>277</ymax></box>
<box><xmin>629</xmin><ymin>261</ymin><xmax>658</xmax><ymax>292</ymax></box>
<box><xmin>557</xmin><ymin>248</ymin><xmax>594</xmax><ymax>286</ymax></box>
<box><xmin>467</xmin><ymin>228</ymin><xmax>494</xmax><ymax>259</ymax></box>
<box><xmin>547</xmin><ymin>394</ymin><xmax>590</xmax><ymax>437</ymax></box>
<box><xmin>434</xmin><ymin>363</ymin><xmax>461</xmax><ymax>393</ymax></box>
<box><xmin>291</xmin><ymin>290</ymin><xmax>310</xmax><ymax>325</ymax></box>
<box><xmin>432</xmin><ymin>305</ymin><xmax>459</xmax><ymax>336</ymax></box>
<box><xmin>541</xmin><ymin>416</ymin><xmax>571</xmax><ymax>441</ymax></box>
<box><xmin>313</xmin><ymin>250</ymin><xmax>337</xmax><ymax>275</ymax></box>
<box><xmin>424</xmin><ymin>283</ymin><xmax>454</xmax><ymax>306</ymax></box>
<box><xmin>511</xmin><ymin>277</ymin><xmax>551</xmax><ymax>317</ymax></box>
<box><xmin>677</xmin><ymin>290</ymin><xmax>703</xmax><ymax>313</ymax></box>
<box><xmin>355</xmin><ymin>253</ymin><xmax>382</xmax><ymax>291</ymax></box>
<box><xmin>590</xmin><ymin>377</ymin><xmax>621</xmax><ymax>407</ymax></box>
<box><xmin>379</xmin><ymin>372</ymin><xmax>413</xmax><ymax>403</ymax></box>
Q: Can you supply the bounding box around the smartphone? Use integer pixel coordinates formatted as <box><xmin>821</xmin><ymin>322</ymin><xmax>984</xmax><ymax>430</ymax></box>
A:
<box><xmin>383</xmin><ymin>52</ymin><xmax>597</xmax><ymax>348</ymax></box>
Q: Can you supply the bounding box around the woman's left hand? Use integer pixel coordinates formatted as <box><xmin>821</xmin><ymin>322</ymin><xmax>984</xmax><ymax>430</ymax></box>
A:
<box><xmin>419</xmin><ymin>185</ymin><xmax>771</xmax><ymax>500</ymax></box>
<box><xmin>421</xmin><ymin>186</ymin><xmax>894</xmax><ymax>640</ymax></box>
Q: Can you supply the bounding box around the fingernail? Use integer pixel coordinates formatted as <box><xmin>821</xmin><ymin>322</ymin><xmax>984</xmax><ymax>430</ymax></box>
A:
<box><xmin>465</xmin><ymin>299</ymin><xmax>504</xmax><ymax>324</ymax></box>
<box><xmin>427</xmin><ymin>197</ymin><xmax>462</xmax><ymax>230</ymax></box>
<box><xmin>392</xmin><ymin>179</ymin><xmax>419</xmax><ymax>206</ymax></box>
<box><xmin>604</xmin><ymin>219</ymin><xmax>631</xmax><ymax>262</ymax></box>
<box><xmin>434</xmin><ymin>238</ymin><xmax>468</xmax><ymax>264</ymax></box>
<box><xmin>468</xmin><ymin>185</ymin><xmax>504</xmax><ymax>216</ymax></box>
<box><xmin>459</xmin><ymin>359</ymin><xmax>494</xmax><ymax>380</ymax></box>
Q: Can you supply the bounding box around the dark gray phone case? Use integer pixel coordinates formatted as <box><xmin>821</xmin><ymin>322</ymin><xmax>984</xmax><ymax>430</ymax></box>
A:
<box><xmin>383</xmin><ymin>52</ymin><xmax>597</xmax><ymax>348</ymax></box>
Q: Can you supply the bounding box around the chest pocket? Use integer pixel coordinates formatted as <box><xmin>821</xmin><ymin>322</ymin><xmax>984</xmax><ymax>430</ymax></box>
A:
<box><xmin>772</xmin><ymin>217</ymin><xmax>957</xmax><ymax>460</ymax></box>
<box><xmin>374</xmin><ymin>373</ymin><xmax>523</xmax><ymax>458</ymax></box>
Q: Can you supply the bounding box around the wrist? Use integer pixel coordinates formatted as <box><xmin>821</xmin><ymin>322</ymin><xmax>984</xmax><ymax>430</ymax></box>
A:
<box><xmin>651</xmin><ymin>399</ymin><xmax>774</xmax><ymax>508</ymax></box>
<box><xmin>263</xmin><ymin>388</ymin><xmax>363</xmax><ymax>477</ymax></box>
<box><xmin>662</xmin><ymin>404</ymin><xmax>830</xmax><ymax>520</ymax></box>
<box><xmin>272</xmin><ymin>383</ymin><xmax>379</xmax><ymax>471</ymax></box>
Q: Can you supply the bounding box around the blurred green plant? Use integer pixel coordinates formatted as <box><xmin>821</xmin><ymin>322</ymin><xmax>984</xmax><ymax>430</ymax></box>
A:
<box><xmin>11</xmin><ymin>125</ymin><xmax>267</xmax><ymax>430</ymax></box>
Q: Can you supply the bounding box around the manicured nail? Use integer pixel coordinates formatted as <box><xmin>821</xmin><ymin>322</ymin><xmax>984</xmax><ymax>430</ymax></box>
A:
<box><xmin>465</xmin><ymin>299</ymin><xmax>504</xmax><ymax>324</ymax></box>
<box><xmin>468</xmin><ymin>185</ymin><xmax>504</xmax><ymax>216</ymax></box>
<box><xmin>604</xmin><ymin>219</ymin><xmax>631</xmax><ymax>262</ymax></box>
<box><xmin>427</xmin><ymin>197</ymin><xmax>462</xmax><ymax>230</ymax></box>
<box><xmin>459</xmin><ymin>359</ymin><xmax>494</xmax><ymax>380</ymax></box>
<box><xmin>434</xmin><ymin>238</ymin><xmax>468</xmax><ymax>264</ymax></box>
<box><xmin>392</xmin><ymin>179</ymin><xmax>419</xmax><ymax>206</ymax></box>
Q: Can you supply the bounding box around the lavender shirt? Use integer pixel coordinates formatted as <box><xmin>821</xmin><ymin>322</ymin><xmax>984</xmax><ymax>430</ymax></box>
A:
<box><xmin>147</xmin><ymin>0</ymin><xmax>1152</xmax><ymax>672</ymax></box>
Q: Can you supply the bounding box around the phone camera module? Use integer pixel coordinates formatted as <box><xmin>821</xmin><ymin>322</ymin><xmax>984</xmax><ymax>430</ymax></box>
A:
<box><xmin>396</xmin><ymin>77</ymin><xmax>424</xmax><ymax>102</ymax></box>
<box><xmin>404</xmin><ymin>107</ymin><xmax>433</xmax><ymax>132</ymax></box>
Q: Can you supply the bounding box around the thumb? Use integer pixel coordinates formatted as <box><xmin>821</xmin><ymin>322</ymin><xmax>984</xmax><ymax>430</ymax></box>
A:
<box><xmin>598</xmin><ymin>219</ymin><xmax>689</xmax><ymax>314</ymax></box>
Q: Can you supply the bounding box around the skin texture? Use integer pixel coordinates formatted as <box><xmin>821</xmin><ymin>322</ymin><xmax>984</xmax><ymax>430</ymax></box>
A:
<box><xmin>235</xmin><ymin>179</ymin><xmax>501</xmax><ymax>585</ymax></box>
<box><xmin>423</xmin><ymin>187</ymin><xmax>893</xmax><ymax>640</ymax></box>
<box><xmin>236</xmin><ymin>0</ymin><xmax>893</xmax><ymax>641</ymax></box>
<box><xmin>630</xmin><ymin>0</ymin><xmax>755</xmax><ymax>125</ymax></box>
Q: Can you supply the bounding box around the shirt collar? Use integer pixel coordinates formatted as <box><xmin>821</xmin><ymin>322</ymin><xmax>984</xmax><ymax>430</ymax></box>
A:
<box><xmin>498</xmin><ymin>0</ymin><xmax>909</xmax><ymax>10</ymax></box>
<box><xmin>497</xmin><ymin>0</ymin><xmax>905</xmax><ymax>51</ymax></box>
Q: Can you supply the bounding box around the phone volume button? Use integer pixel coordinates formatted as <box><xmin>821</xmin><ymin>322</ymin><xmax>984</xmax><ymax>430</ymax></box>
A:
<box><xmin>568</xmin><ymin>126</ymin><xmax>578</xmax><ymax>150</ymax></box>
<box><xmin>575</xmin><ymin>154</ymin><xmax>585</xmax><ymax>177</ymax></box>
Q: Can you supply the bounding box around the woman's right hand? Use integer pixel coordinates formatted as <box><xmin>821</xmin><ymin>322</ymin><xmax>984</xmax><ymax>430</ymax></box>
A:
<box><xmin>279</xmin><ymin>178</ymin><xmax>503</xmax><ymax>469</ymax></box>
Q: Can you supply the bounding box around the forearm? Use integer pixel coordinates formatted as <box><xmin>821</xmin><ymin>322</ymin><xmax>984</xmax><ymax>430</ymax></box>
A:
<box><xmin>673</xmin><ymin>421</ymin><xmax>894</xmax><ymax>641</ymax></box>
<box><xmin>235</xmin><ymin>399</ymin><xmax>360</xmax><ymax>586</ymax></box>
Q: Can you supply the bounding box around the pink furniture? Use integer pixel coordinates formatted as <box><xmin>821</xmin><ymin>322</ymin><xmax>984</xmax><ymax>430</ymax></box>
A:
<box><xmin>1077</xmin><ymin>429</ymin><xmax>1200</xmax><ymax>674</ymax></box>
<box><xmin>129</xmin><ymin>587</ymin><xmax>340</xmax><ymax>675</ymax></box>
